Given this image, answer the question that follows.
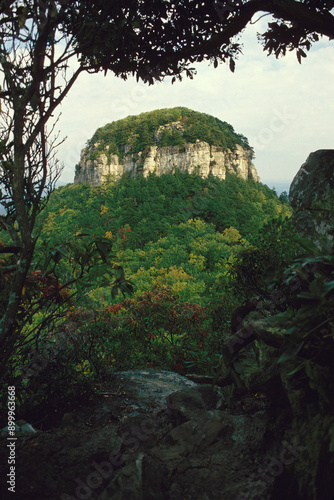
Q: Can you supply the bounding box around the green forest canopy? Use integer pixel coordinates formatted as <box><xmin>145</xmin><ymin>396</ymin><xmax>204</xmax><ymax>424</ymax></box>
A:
<box><xmin>83</xmin><ymin>107</ymin><xmax>254</xmax><ymax>164</ymax></box>
<box><xmin>38</xmin><ymin>171</ymin><xmax>292</xmax><ymax>305</ymax></box>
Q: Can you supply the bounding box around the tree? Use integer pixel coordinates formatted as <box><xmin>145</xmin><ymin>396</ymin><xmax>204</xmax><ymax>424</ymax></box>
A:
<box><xmin>279</xmin><ymin>190</ymin><xmax>289</xmax><ymax>203</ymax></box>
<box><xmin>0</xmin><ymin>1</ymin><xmax>332</xmax><ymax>381</ymax></box>
<box><xmin>72</xmin><ymin>0</ymin><xmax>334</xmax><ymax>83</ymax></box>
<box><xmin>0</xmin><ymin>1</ymin><xmax>134</xmax><ymax>380</ymax></box>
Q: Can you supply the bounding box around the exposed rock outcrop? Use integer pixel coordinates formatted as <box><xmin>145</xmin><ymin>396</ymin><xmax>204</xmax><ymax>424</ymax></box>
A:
<box><xmin>289</xmin><ymin>150</ymin><xmax>334</xmax><ymax>242</ymax></box>
<box><xmin>2</xmin><ymin>366</ymin><xmax>334</xmax><ymax>499</ymax></box>
<box><xmin>2</xmin><ymin>370</ymin><xmax>297</xmax><ymax>500</ymax></box>
<box><xmin>74</xmin><ymin>141</ymin><xmax>259</xmax><ymax>186</ymax></box>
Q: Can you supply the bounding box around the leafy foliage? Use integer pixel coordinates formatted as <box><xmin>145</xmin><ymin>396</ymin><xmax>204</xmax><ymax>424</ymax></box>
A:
<box><xmin>101</xmin><ymin>284</ymin><xmax>212</xmax><ymax>373</ymax></box>
<box><xmin>40</xmin><ymin>172</ymin><xmax>290</xmax><ymax>251</ymax></box>
<box><xmin>85</xmin><ymin>107</ymin><xmax>254</xmax><ymax>161</ymax></box>
<box><xmin>228</xmin><ymin>216</ymin><xmax>300</xmax><ymax>301</ymax></box>
<box><xmin>35</xmin><ymin>173</ymin><xmax>292</xmax><ymax>309</ymax></box>
<box><xmin>29</xmin><ymin>174</ymin><xmax>290</xmax><ymax>362</ymax></box>
<box><xmin>215</xmin><ymin>232</ymin><xmax>334</xmax><ymax>419</ymax></box>
<box><xmin>1</xmin><ymin>0</ymin><xmax>331</xmax><ymax>391</ymax></box>
<box><xmin>0</xmin><ymin>230</ymin><xmax>133</xmax><ymax>394</ymax></box>
<box><xmin>71</xmin><ymin>0</ymin><xmax>334</xmax><ymax>83</ymax></box>
<box><xmin>277</xmin><ymin>238</ymin><xmax>334</xmax><ymax>373</ymax></box>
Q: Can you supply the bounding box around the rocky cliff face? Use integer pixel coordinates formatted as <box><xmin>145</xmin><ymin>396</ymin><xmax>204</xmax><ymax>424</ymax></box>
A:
<box><xmin>74</xmin><ymin>140</ymin><xmax>260</xmax><ymax>185</ymax></box>
<box><xmin>289</xmin><ymin>150</ymin><xmax>334</xmax><ymax>243</ymax></box>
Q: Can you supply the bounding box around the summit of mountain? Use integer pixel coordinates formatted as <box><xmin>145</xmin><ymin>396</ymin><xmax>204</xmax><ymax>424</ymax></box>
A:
<box><xmin>74</xmin><ymin>107</ymin><xmax>259</xmax><ymax>185</ymax></box>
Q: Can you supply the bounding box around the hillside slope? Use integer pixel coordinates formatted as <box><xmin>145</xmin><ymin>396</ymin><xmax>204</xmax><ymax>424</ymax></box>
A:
<box><xmin>38</xmin><ymin>172</ymin><xmax>291</xmax><ymax>307</ymax></box>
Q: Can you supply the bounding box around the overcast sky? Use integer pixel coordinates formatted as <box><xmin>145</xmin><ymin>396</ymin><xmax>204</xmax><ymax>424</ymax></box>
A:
<box><xmin>55</xmin><ymin>18</ymin><xmax>334</xmax><ymax>192</ymax></box>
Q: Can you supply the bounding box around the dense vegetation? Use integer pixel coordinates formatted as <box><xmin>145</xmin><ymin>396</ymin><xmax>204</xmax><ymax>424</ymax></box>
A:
<box><xmin>0</xmin><ymin>171</ymin><xmax>297</xmax><ymax>418</ymax></box>
<box><xmin>80</xmin><ymin>107</ymin><xmax>254</xmax><ymax>167</ymax></box>
<box><xmin>3</xmin><ymin>169</ymin><xmax>334</xmax><ymax>492</ymax></box>
<box><xmin>37</xmin><ymin>172</ymin><xmax>291</xmax><ymax>305</ymax></box>
<box><xmin>1</xmin><ymin>3</ymin><xmax>333</xmax><ymax>496</ymax></box>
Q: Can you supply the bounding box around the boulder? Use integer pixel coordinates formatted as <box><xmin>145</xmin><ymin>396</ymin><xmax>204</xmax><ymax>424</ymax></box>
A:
<box><xmin>166</xmin><ymin>384</ymin><xmax>226</xmax><ymax>423</ymax></box>
<box><xmin>0</xmin><ymin>420</ymin><xmax>37</xmax><ymax>437</ymax></box>
<box><xmin>0</xmin><ymin>423</ymin><xmax>20</xmax><ymax>437</ymax></box>
<box><xmin>115</xmin><ymin>369</ymin><xmax>197</xmax><ymax>411</ymax></box>
<box><xmin>98</xmin><ymin>384</ymin><xmax>295</xmax><ymax>500</ymax></box>
<box><xmin>0</xmin><ymin>370</ymin><xmax>307</xmax><ymax>499</ymax></box>
<box><xmin>289</xmin><ymin>150</ymin><xmax>334</xmax><ymax>242</ymax></box>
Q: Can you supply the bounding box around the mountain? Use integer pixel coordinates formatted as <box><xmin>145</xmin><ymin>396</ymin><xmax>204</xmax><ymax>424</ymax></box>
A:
<box><xmin>74</xmin><ymin>107</ymin><xmax>260</xmax><ymax>185</ymax></box>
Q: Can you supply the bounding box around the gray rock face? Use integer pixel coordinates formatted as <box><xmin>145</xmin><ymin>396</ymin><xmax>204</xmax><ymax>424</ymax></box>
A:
<box><xmin>2</xmin><ymin>369</ymin><xmax>316</xmax><ymax>500</ymax></box>
<box><xmin>289</xmin><ymin>150</ymin><xmax>334</xmax><ymax>241</ymax></box>
<box><xmin>99</xmin><ymin>381</ymin><xmax>294</xmax><ymax>500</ymax></box>
<box><xmin>0</xmin><ymin>419</ymin><xmax>37</xmax><ymax>437</ymax></box>
<box><xmin>114</xmin><ymin>369</ymin><xmax>197</xmax><ymax>411</ymax></box>
<box><xmin>74</xmin><ymin>141</ymin><xmax>260</xmax><ymax>185</ymax></box>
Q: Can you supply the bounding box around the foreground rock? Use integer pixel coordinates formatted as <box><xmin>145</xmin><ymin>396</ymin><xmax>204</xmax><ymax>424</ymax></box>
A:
<box><xmin>98</xmin><ymin>381</ymin><xmax>299</xmax><ymax>500</ymax></box>
<box><xmin>289</xmin><ymin>149</ymin><xmax>334</xmax><ymax>242</ymax></box>
<box><xmin>0</xmin><ymin>369</ymin><xmax>303</xmax><ymax>500</ymax></box>
<box><xmin>0</xmin><ymin>420</ymin><xmax>37</xmax><ymax>437</ymax></box>
<box><xmin>114</xmin><ymin>369</ymin><xmax>197</xmax><ymax>411</ymax></box>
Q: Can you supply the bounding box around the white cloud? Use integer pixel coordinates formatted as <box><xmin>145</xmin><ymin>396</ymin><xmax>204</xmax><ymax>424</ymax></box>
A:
<box><xmin>55</xmin><ymin>22</ymin><xmax>334</xmax><ymax>189</ymax></box>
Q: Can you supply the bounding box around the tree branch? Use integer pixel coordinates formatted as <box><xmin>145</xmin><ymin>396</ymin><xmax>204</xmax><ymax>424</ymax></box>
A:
<box><xmin>24</xmin><ymin>66</ymin><xmax>83</xmax><ymax>155</ymax></box>
<box><xmin>166</xmin><ymin>0</ymin><xmax>334</xmax><ymax>63</ymax></box>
